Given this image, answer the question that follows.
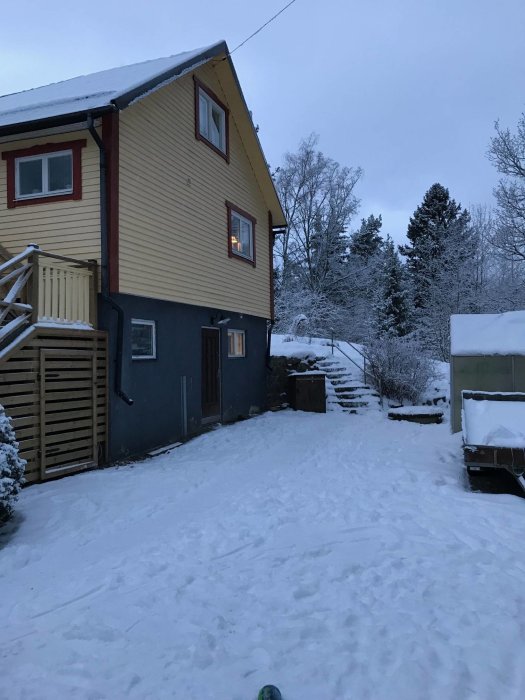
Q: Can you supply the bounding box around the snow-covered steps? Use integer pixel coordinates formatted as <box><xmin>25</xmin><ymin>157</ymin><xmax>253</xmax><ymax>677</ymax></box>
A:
<box><xmin>316</xmin><ymin>356</ymin><xmax>382</xmax><ymax>414</ymax></box>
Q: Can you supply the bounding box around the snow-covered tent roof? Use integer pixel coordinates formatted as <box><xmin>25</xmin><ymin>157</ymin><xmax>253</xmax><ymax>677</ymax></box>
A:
<box><xmin>451</xmin><ymin>310</ymin><xmax>525</xmax><ymax>356</ymax></box>
<box><xmin>0</xmin><ymin>42</ymin><xmax>226</xmax><ymax>136</ymax></box>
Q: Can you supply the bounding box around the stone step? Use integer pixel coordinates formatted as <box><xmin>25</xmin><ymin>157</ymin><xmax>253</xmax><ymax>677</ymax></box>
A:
<box><xmin>335</xmin><ymin>391</ymin><xmax>380</xmax><ymax>400</ymax></box>
<box><xmin>333</xmin><ymin>384</ymin><xmax>371</xmax><ymax>392</ymax></box>
<box><xmin>335</xmin><ymin>400</ymin><xmax>369</xmax><ymax>408</ymax></box>
<box><xmin>319</xmin><ymin>355</ymin><xmax>381</xmax><ymax>417</ymax></box>
<box><xmin>330</xmin><ymin>378</ymin><xmax>363</xmax><ymax>386</ymax></box>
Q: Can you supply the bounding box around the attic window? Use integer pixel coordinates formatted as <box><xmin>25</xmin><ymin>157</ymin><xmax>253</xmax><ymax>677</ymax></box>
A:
<box><xmin>1</xmin><ymin>140</ymin><xmax>86</xmax><ymax>208</ymax></box>
<box><xmin>194</xmin><ymin>77</ymin><xmax>229</xmax><ymax>161</ymax></box>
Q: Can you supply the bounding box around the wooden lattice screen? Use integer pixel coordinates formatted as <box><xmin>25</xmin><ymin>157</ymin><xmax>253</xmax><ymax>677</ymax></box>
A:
<box><xmin>0</xmin><ymin>328</ymin><xmax>107</xmax><ymax>483</ymax></box>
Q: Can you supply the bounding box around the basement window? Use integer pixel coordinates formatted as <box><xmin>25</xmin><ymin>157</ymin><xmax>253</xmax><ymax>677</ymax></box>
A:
<box><xmin>194</xmin><ymin>77</ymin><xmax>229</xmax><ymax>160</ymax></box>
<box><xmin>228</xmin><ymin>330</ymin><xmax>246</xmax><ymax>358</ymax></box>
<box><xmin>1</xmin><ymin>139</ymin><xmax>86</xmax><ymax>208</ymax></box>
<box><xmin>131</xmin><ymin>319</ymin><xmax>157</xmax><ymax>360</ymax></box>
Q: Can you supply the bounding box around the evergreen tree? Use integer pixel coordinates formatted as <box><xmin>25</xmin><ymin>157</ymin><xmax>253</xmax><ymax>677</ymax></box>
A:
<box><xmin>310</xmin><ymin>210</ymin><xmax>350</xmax><ymax>301</ymax></box>
<box><xmin>350</xmin><ymin>214</ymin><xmax>383</xmax><ymax>259</ymax></box>
<box><xmin>400</xmin><ymin>183</ymin><xmax>470</xmax><ymax>307</ymax></box>
<box><xmin>375</xmin><ymin>237</ymin><xmax>411</xmax><ymax>337</ymax></box>
<box><xmin>0</xmin><ymin>405</ymin><xmax>25</xmax><ymax>523</ymax></box>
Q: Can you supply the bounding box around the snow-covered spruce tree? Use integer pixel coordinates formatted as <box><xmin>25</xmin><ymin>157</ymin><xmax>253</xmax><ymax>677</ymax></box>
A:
<box><xmin>417</xmin><ymin>217</ymin><xmax>478</xmax><ymax>360</ymax></box>
<box><xmin>374</xmin><ymin>236</ymin><xmax>411</xmax><ymax>337</ymax></box>
<box><xmin>400</xmin><ymin>183</ymin><xmax>470</xmax><ymax>309</ymax></box>
<box><xmin>0</xmin><ymin>405</ymin><xmax>25</xmax><ymax>523</ymax></box>
<box><xmin>350</xmin><ymin>214</ymin><xmax>384</xmax><ymax>259</ymax></box>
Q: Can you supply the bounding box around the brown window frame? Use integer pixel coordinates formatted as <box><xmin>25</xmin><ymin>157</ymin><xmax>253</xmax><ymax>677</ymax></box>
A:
<box><xmin>1</xmin><ymin>139</ymin><xmax>86</xmax><ymax>209</ymax></box>
<box><xmin>194</xmin><ymin>76</ymin><xmax>230</xmax><ymax>163</ymax></box>
<box><xmin>226</xmin><ymin>201</ymin><xmax>256</xmax><ymax>267</ymax></box>
<box><xmin>227</xmin><ymin>329</ymin><xmax>246</xmax><ymax>358</ymax></box>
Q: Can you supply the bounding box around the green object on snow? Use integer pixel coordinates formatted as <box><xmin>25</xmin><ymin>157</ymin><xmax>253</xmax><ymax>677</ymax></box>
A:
<box><xmin>258</xmin><ymin>686</ymin><xmax>282</xmax><ymax>700</ymax></box>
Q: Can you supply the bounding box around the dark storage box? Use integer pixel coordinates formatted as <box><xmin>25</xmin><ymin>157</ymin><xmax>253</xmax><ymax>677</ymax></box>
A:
<box><xmin>288</xmin><ymin>372</ymin><xmax>326</xmax><ymax>413</ymax></box>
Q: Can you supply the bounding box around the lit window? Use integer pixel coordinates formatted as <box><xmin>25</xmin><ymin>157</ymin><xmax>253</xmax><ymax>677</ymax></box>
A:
<box><xmin>195</xmin><ymin>78</ymin><xmax>228</xmax><ymax>159</ymax></box>
<box><xmin>131</xmin><ymin>319</ymin><xmax>156</xmax><ymax>360</ymax></box>
<box><xmin>16</xmin><ymin>151</ymin><xmax>73</xmax><ymax>199</ymax></box>
<box><xmin>227</xmin><ymin>203</ymin><xmax>256</xmax><ymax>265</ymax></box>
<box><xmin>228</xmin><ymin>330</ymin><xmax>245</xmax><ymax>358</ymax></box>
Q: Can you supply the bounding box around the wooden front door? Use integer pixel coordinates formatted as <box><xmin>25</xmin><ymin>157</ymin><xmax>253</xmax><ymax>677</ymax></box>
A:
<box><xmin>201</xmin><ymin>327</ymin><xmax>221</xmax><ymax>421</ymax></box>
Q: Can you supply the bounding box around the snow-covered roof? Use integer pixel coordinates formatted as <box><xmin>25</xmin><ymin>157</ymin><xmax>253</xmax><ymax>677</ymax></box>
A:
<box><xmin>0</xmin><ymin>42</ymin><xmax>226</xmax><ymax>134</ymax></box>
<box><xmin>450</xmin><ymin>310</ymin><xmax>525</xmax><ymax>356</ymax></box>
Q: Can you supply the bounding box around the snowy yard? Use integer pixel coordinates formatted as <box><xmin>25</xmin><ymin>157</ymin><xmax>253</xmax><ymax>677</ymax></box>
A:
<box><xmin>2</xmin><ymin>409</ymin><xmax>525</xmax><ymax>699</ymax></box>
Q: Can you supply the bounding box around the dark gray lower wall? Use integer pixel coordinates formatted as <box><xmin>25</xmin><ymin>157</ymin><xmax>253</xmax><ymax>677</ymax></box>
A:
<box><xmin>98</xmin><ymin>293</ymin><xmax>268</xmax><ymax>461</ymax></box>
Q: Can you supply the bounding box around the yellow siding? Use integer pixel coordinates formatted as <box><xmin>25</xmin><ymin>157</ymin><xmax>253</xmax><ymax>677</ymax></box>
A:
<box><xmin>0</xmin><ymin>130</ymin><xmax>100</xmax><ymax>261</ymax></box>
<box><xmin>119</xmin><ymin>63</ymin><xmax>272</xmax><ymax>319</ymax></box>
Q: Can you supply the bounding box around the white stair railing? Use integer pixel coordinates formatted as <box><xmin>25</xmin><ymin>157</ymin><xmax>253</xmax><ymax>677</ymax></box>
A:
<box><xmin>0</xmin><ymin>245</ymin><xmax>97</xmax><ymax>346</ymax></box>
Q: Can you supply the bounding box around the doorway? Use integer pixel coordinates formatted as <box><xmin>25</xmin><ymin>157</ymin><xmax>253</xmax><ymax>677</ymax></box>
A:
<box><xmin>201</xmin><ymin>327</ymin><xmax>221</xmax><ymax>421</ymax></box>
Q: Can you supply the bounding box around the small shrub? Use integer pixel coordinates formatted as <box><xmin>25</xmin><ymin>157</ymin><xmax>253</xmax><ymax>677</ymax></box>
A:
<box><xmin>362</xmin><ymin>334</ymin><xmax>437</xmax><ymax>405</ymax></box>
<box><xmin>0</xmin><ymin>404</ymin><xmax>26</xmax><ymax>524</ymax></box>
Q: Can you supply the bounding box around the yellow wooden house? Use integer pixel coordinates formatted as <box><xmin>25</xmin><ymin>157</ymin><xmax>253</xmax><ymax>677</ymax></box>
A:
<box><xmin>0</xmin><ymin>41</ymin><xmax>286</xmax><ymax>483</ymax></box>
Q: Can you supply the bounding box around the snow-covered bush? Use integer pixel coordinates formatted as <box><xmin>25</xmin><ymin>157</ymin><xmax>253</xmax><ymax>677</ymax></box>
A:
<box><xmin>0</xmin><ymin>405</ymin><xmax>25</xmax><ymax>523</ymax></box>
<box><xmin>362</xmin><ymin>334</ymin><xmax>437</xmax><ymax>405</ymax></box>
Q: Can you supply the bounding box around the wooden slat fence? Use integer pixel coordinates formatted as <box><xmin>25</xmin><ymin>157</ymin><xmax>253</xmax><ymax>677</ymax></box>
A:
<box><xmin>0</xmin><ymin>328</ymin><xmax>107</xmax><ymax>483</ymax></box>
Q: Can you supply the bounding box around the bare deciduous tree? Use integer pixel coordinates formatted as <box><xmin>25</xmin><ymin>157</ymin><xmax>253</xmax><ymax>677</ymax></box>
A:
<box><xmin>274</xmin><ymin>134</ymin><xmax>362</xmax><ymax>296</ymax></box>
<box><xmin>488</xmin><ymin>115</ymin><xmax>525</xmax><ymax>260</ymax></box>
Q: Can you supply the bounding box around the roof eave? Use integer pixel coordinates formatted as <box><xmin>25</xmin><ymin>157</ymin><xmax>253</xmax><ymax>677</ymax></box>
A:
<box><xmin>112</xmin><ymin>40</ymin><xmax>228</xmax><ymax>110</ymax></box>
<box><xmin>0</xmin><ymin>105</ymin><xmax>114</xmax><ymax>139</ymax></box>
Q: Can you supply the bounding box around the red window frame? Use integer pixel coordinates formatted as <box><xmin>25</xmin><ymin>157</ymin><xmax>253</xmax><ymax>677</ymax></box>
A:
<box><xmin>194</xmin><ymin>76</ymin><xmax>230</xmax><ymax>163</ymax></box>
<box><xmin>1</xmin><ymin>139</ymin><xmax>86</xmax><ymax>208</ymax></box>
<box><xmin>226</xmin><ymin>200</ymin><xmax>256</xmax><ymax>267</ymax></box>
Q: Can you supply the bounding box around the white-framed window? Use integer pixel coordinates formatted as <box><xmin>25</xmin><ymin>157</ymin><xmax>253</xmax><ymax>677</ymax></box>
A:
<box><xmin>228</xmin><ymin>329</ymin><xmax>246</xmax><ymax>358</ymax></box>
<box><xmin>198</xmin><ymin>87</ymin><xmax>227</xmax><ymax>154</ymax></box>
<box><xmin>131</xmin><ymin>319</ymin><xmax>157</xmax><ymax>360</ymax></box>
<box><xmin>15</xmin><ymin>150</ymin><xmax>73</xmax><ymax>200</ymax></box>
<box><xmin>230</xmin><ymin>210</ymin><xmax>254</xmax><ymax>261</ymax></box>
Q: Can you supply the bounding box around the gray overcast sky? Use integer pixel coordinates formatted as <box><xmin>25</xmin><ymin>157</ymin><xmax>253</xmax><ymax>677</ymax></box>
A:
<box><xmin>2</xmin><ymin>0</ymin><xmax>524</xmax><ymax>243</ymax></box>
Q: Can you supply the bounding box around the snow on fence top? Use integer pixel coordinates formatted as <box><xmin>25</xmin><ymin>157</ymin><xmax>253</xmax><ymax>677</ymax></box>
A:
<box><xmin>451</xmin><ymin>310</ymin><xmax>525</xmax><ymax>356</ymax></box>
<box><xmin>0</xmin><ymin>42</ymin><xmax>223</xmax><ymax>130</ymax></box>
<box><xmin>463</xmin><ymin>397</ymin><xmax>525</xmax><ymax>448</ymax></box>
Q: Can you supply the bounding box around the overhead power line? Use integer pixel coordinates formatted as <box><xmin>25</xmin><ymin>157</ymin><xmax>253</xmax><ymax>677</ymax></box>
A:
<box><xmin>228</xmin><ymin>0</ymin><xmax>297</xmax><ymax>56</ymax></box>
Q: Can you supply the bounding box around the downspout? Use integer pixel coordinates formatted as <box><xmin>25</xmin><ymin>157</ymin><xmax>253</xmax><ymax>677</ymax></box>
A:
<box><xmin>87</xmin><ymin>112</ymin><xmax>133</xmax><ymax>406</ymax></box>
<box><xmin>266</xmin><ymin>319</ymin><xmax>275</xmax><ymax>370</ymax></box>
<box><xmin>87</xmin><ymin>114</ymin><xmax>108</xmax><ymax>295</ymax></box>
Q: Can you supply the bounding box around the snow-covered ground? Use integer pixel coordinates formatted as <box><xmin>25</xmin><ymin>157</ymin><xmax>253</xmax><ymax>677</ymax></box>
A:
<box><xmin>2</xmin><ymin>409</ymin><xmax>525</xmax><ymax>699</ymax></box>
